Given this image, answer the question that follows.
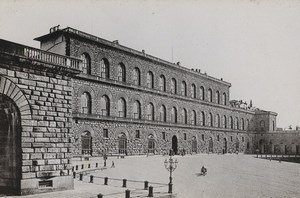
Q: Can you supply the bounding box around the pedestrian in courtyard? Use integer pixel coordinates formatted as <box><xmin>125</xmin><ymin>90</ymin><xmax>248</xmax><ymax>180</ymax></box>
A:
<box><xmin>111</xmin><ymin>161</ymin><xmax>115</xmax><ymax>168</ymax></box>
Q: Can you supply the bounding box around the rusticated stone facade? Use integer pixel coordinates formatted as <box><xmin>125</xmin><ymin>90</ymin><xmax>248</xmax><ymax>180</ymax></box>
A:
<box><xmin>1</xmin><ymin>25</ymin><xmax>298</xmax><ymax>195</ymax></box>
<box><xmin>0</xmin><ymin>39</ymin><xmax>80</xmax><ymax>195</ymax></box>
<box><xmin>35</xmin><ymin>27</ymin><xmax>267</xmax><ymax>157</ymax></box>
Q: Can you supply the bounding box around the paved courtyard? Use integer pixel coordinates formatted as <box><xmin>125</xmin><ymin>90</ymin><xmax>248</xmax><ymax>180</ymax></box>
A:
<box><xmin>7</xmin><ymin>154</ymin><xmax>300</xmax><ymax>198</ymax></box>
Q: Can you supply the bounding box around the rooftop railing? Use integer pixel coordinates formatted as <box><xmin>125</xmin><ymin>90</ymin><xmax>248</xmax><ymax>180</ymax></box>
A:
<box><xmin>0</xmin><ymin>39</ymin><xmax>82</xmax><ymax>70</ymax></box>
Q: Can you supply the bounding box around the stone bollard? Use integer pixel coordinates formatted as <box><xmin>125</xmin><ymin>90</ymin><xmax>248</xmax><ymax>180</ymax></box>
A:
<box><xmin>81</xmin><ymin>164</ymin><xmax>84</xmax><ymax>169</ymax></box>
<box><xmin>125</xmin><ymin>189</ymin><xmax>130</xmax><ymax>198</ymax></box>
<box><xmin>76</xmin><ymin>165</ymin><xmax>78</xmax><ymax>170</ymax></box>
<box><xmin>104</xmin><ymin>177</ymin><xmax>108</xmax><ymax>185</ymax></box>
<box><xmin>148</xmin><ymin>186</ymin><xmax>153</xmax><ymax>197</ymax></box>
<box><xmin>144</xmin><ymin>181</ymin><xmax>149</xmax><ymax>190</ymax></box>
<box><xmin>97</xmin><ymin>194</ymin><xmax>103</xmax><ymax>198</ymax></box>
<box><xmin>79</xmin><ymin>173</ymin><xmax>83</xmax><ymax>181</ymax></box>
<box><xmin>168</xmin><ymin>183</ymin><xmax>173</xmax><ymax>193</ymax></box>
<box><xmin>73</xmin><ymin>172</ymin><xmax>76</xmax><ymax>179</ymax></box>
<box><xmin>90</xmin><ymin>175</ymin><xmax>94</xmax><ymax>183</ymax></box>
<box><xmin>122</xmin><ymin>179</ymin><xmax>127</xmax><ymax>188</ymax></box>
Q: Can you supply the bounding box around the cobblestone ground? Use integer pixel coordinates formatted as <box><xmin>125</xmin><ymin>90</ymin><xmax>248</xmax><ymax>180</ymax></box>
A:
<box><xmin>7</xmin><ymin>154</ymin><xmax>300</xmax><ymax>198</ymax></box>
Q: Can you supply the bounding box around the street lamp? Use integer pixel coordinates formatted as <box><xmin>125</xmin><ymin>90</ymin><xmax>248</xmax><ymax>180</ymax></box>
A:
<box><xmin>164</xmin><ymin>153</ymin><xmax>178</xmax><ymax>193</ymax></box>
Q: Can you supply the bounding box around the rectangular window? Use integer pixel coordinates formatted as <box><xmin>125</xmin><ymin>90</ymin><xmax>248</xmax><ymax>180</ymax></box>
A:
<box><xmin>242</xmin><ymin>137</ymin><xmax>244</xmax><ymax>142</ymax></box>
<box><xmin>230</xmin><ymin>136</ymin><xmax>233</xmax><ymax>142</ymax></box>
<box><xmin>217</xmin><ymin>135</ymin><xmax>220</xmax><ymax>141</ymax></box>
<box><xmin>201</xmin><ymin>134</ymin><xmax>204</xmax><ymax>141</ymax></box>
<box><xmin>103</xmin><ymin>129</ymin><xmax>108</xmax><ymax>138</ymax></box>
<box><xmin>162</xmin><ymin>132</ymin><xmax>166</xmax><ymax>140</ymax></box>
<box><xmin>135</xmin><ymin>130</ymin><xmax>140</xmax><ymax>138</ymax></box>
<box><xmin>184</xmin><ymin>133</ymin><xmax>187</xmax><ymax>140</ymax></box>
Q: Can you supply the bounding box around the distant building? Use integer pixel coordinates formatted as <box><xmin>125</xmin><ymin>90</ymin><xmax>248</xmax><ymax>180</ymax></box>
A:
<box><xmin>0</xmin><ymin>26</ymin><xmax>298</xmax><ymax>195</ymax></box>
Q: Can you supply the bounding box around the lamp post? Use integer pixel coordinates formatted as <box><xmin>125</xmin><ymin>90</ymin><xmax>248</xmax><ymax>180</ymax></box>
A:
<box><xmin>164</xmin><ymin>152</ymin><xmax>178</xmax><ymax>193</ymax></box>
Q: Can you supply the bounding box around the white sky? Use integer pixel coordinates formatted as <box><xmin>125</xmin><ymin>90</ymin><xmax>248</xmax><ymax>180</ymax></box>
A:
<box><xmin>0</xmin><ymin>0</ymin><xmax>299</xmax><ymax>129</ymax></box>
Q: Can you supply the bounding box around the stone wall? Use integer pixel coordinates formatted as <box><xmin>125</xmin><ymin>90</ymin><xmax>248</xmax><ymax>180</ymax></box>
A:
<box><xmin>0</xmin><ymin>47</ymin><xmax>79</xmax><ymax>195</ymax></box>
<box><xmin>254</xmin><ymin>131</ymin><xmax>300</xmax><ymax>154</ymax></box>
<box><xmin>72</xmin><ymin>120</ymin><xmax>254</xmax><ymax>156</ymax></box>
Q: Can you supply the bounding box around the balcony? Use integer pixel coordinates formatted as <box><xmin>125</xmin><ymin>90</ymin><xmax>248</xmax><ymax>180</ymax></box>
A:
<box><xmin>0</xmin><ymin>39</ymin><xmax>82</xmax><ymax>71</ymax></box>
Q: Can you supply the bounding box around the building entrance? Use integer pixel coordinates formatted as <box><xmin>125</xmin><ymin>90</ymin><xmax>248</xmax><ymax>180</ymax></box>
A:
<box><xmin>223</xmin><ymin>138</ymin><xmax>227</xmax><ymax>154</ymax></box>
<box><xmin>172</xmin><ymin>135</ymin><xmax>178</xmax><ymax>155</ymax></box>
<box><xmin>118</xmin><ymin>133</ymin><xmax>127</xmax><ymax>155</ymax></box>
<box><xmin>0</xmin><ymin>94</ymin><xmax>21</xmax><ymax>194</ymax></box>
<box><xmin>208</xmin><ymin>137</ymin><xmax>213</xmax><ymax>153</ymax></box>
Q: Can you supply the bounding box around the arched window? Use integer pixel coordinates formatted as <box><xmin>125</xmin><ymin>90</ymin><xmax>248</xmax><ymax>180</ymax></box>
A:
<box><xmin>191</xmin><ymin>110</ymin><xmax>197</xmax><ymax>125</ymax></box>
<box><xmin>200</xmin><ymin>86</ymin><xmax>205</xmax><ymax>100</ymax></box>
<box><xmin>181</xmin><ymin>81</ymin><xmax>187</xmax><ymax>96</ymax></box>
<box><xmin>171</xmin><ymin>107</ymin><xmax>177</xmax><ymax>123</ymax></box>
<box><xmin>81</xmin><ymin>53</ymin><xmax>91</xmax><ymax>75</ymax></box>
<box><xmin>118</xmin><ymin>133</ymin><xmax>127</xmax><ymax>155</ymax></box>
<box><xmin>100</xmin><ymin>95</ymin><xmax>110</xmax><ymax>116</ymax></box>
<box><xmin>118</xmin><ymin>98</ymin><xmax>126</xmax><ymax>117</ymax></box>
<box><xmin>182</xmin><ymin>108</ymin><xmax>187</xmax><ymax>124</ymax></box>
<box><xmin>81</xmin><ymin>92</ymin><xmax>91</xmax><ymax>114</ymax></box>
<box><xmin>117</xmin><ymin>63</ymin><xmax>126</xmax><ymax>82</ymax></box>
<box><xmin>159</xmin><ymin>105</ymin><xmax>167</xmax><ymax>122</ymax></box>
<box><xmin>147</xmin><ymin>71</ymin><xmax>154</xmax><ymax>88</ymax></box>
<box><xmin>222</xmin><ymin>115</ymin><xmax>227</xmax><ymax>128</ymax></box>
<box><xmin>236</xmin><ymin>117</ymin><xmax>239</xmax><ymax>129</ymax></box>
<box><xmin>260</xmin><ymin>120</ymin><xmax>265</xmax><ymax>131</ymax></box>
<box><xmin>133</xmin><ymin>67</ymin><xmax>141</xmax><ymax>86</ymax></box>
<box><xmin>133</xmin><ymin>100</ymin><xmax>141</xmax><ymax>119</ymax></box>
<box><xmin>208</xmin><ymin>113</ymin><xmax>213</xmax><ymax>127</ymax></box>
<box><xmin>215</xmin><ymin>114</ymin><xmax>220</xmax><ymax>128</ymax></box>
<box><xmin>215</xmin><ymin>91</ymin><xmax>220</xmax><ymax>104</ymax></box>
<box><xmin>241</xmin><ymin>118</ymin><xmax>245</xmax><ymax>130</ymax></box>
<box><xmin>147</xmin><ymin>103</ymin><xmax>154</xmax><ymax>121</ymax></box>
<box><xmin>229</xmin><ymin>116</ymin><xmax>233</xmax><ymax>129</ymax></box>
<box><xmin>191</xmin><ymin>84</ymin><xmax>196</xmax><ymax>98</ymax></box>
<box><xmin>200</xmin><ymin>111</ymin><xmax>205</xmax><ymax>126</ymax></box>
<box><xmin>246</xmin><ymin>119</ymin><xmax>250</xmax><ymax>130</ymax></box>
<box><xmin>208</xmin><ymin>88</ymin><xmax>212</xmax><ymax>102</ymax></box>
<box><xmin>222</xmin><ymin>93</ymin><xmax>227</xmax><ymax>105</ymax></box>
<box><xmin>171</xmin><ymin>78</ymin><xmax>177</xmax><ymax>94</ymax></box>
<box><xmin>159</xmin><ymin>75</ymin><xmax>166</xmax><ymax>92</ymax></box>
<box><xmin>100</xmin><ymin>58</ymin><xmax>109</xmax><ymax>78</ymax></box>
<box><xmin>81</xmin><ymin>131</ymin><xmax>92</xmax><ymax>155</ymax></box>
<box><xmin>148</xmin><ymin>134</ymin><xmax>155</xmax><ymax>153</ymax></box>
<box><xmin>192</xmin><ymin>136</ymin><xmax>197</xmax><ymax>153</ymax></box>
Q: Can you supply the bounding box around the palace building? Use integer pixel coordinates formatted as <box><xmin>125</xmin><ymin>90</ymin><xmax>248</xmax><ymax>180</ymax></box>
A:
<box><xmin>0</xmin><ymin>25</ymin><xmax>299</xmax><ymax>195</ymax></box>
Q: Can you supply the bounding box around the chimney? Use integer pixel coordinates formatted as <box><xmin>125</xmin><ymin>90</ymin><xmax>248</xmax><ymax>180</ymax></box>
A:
<box><xmin>176</xmin><ymin>61</ymin><xmax>181</xmax><ymax>65</ymax></box>
<box><xmin>113</xmin><ymin>40</ymin><xmax>119</xmax><ymax>45</ymax></box>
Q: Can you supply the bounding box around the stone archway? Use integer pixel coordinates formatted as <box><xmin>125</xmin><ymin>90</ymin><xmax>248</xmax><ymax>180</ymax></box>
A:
<box><xmin>0</xmin><ymin>94</ymin><xmax>21</xmax><ymax>194</ymax></box>
<box><xmin>118</xmin><ymin>133</ymin><xmax>127</xmax><ymax>155</ymax></box>
<box><xmin>172</xmin><ymin>135</ymin><xmax>178</xmax><ymax>155</ymax></box>
<box><xmin>208</xmin><ymin>137</ymin><xmax>213</xmax><ymax>153</ymax></box>
<box><xmin>236</xmin><ymin>138</ymin><xmax>240</xmax><ymax>153</ymax></box>
<box><xmin>192</xmin><ymin>136</ymin><xmax>197</xmax><ymax>153</ymax></box>
<box><xmin>223</xmin><ymin>138</ymin><xmax>228</xmax><ymax>154</ymax></box>
<box><xmin>148</xmin><ymin>134</ymin><xmax>155</xmax><ymax>154</ymax></box>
